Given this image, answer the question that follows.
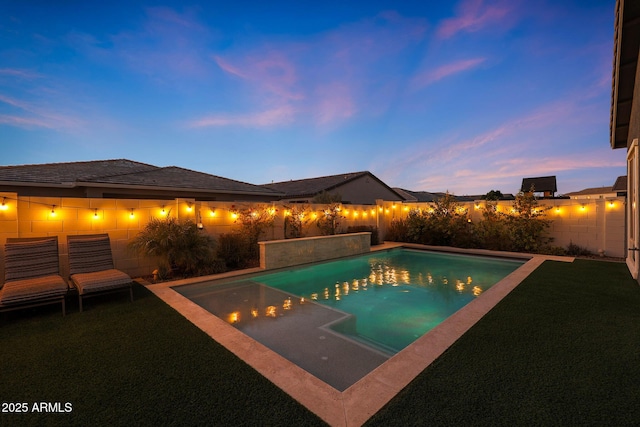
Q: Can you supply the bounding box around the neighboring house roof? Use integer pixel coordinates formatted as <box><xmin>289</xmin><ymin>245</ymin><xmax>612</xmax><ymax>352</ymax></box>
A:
<box><xmin>263</xmin><ymin>171</ymin><xmax>404</xmax><ymax>200</ymax></box>
<box><xmin>565</xmin><ymin>176</ymin><xmax>628</xmax><ymax>197</ymax></box>
<box><xmin>521</xmin><ymin>176</ymin><xmax>557</xmax><ymax>194</ymax></box>
<box><xmin>0</xmin><ymin>159</ymin><xmax>282</xmax><ymax>199</ymax></box>
<box><xmin>612</xmin><ymin>175</ymin><xmax>628</xmax><ymax>192</ymax></box>
<box><xmin>611</xmin><ymin>0</ymin><xmax>640</xmax><ymax>149</ymax></box>
<box><xmin>0</xmin><ymin>159</ymin><xmax>157</xmax><ymax>185</ymax></box>
<box><xmin>565</xmin><ymin>187</ymin><xmax>614</xmax><ymax>197</ymax></box>
<box><xmin>394</xmin><ymin>188</ymin><xmax>446</xmax><ymax>202</ymax></box>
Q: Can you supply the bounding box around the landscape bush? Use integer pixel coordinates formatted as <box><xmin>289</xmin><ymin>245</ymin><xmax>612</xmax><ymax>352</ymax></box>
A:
<box><xmin>230</xmin><ymin>205</ymin><xmax>276</xmax><ymax>260</ymax></box>
<box><xmin>129</xmin><ymin>214</ymin><xmax>222</xmax><ymax>279</ymax></box>
<box><xmin>215</xmin><ymin>232</ymin><xmax>252</xmax><ymax>270</ymax></box>
<box><xmin>383</xmin><ymin>190</ymin><xmax>552</xmax><ymax>253</ymax></box>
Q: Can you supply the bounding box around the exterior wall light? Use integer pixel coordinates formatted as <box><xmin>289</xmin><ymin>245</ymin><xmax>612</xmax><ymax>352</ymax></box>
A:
<box><xmin>130</xmin><ymin>209</ymin><xmax>135</xmax><ymax>219</ymax></box>
<box><xmin>93</xmin><ymin>209</ymin><xmax>99</xmax><ymax>219</ymax></box>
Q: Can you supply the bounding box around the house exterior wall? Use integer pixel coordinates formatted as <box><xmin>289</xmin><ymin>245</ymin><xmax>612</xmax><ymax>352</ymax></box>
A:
<box><xmin>329</xmin><ymin>175</ymin><xmax>403</xmax><ymax>204</ymax></box>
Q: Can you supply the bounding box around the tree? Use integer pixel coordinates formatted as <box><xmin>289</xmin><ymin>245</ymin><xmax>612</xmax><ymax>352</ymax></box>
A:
<box><xmin>483</xmin><ymin>190</ymin><xmax>504</xmax><ymax>201</ymax></box>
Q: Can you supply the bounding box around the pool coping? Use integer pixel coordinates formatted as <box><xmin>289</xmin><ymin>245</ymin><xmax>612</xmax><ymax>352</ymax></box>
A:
<box><xmin>144</xmin><ymin>243</ymin><xmax>574</xmax><ymax>427</ymax></box>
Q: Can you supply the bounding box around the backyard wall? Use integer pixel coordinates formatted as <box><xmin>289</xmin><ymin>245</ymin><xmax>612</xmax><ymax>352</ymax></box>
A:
<box><xmin>377</xmin><ymin>197</ymin><xmax>626</xmax><ymax>258</ymax></box>
<box><xmin>0</xmin><ymin>193</ymin><xmax>382</xmax><ymax>279</ymax></box>
<box><xmin>259</xmin><ymin>233</ymin><xmax>371</xmax><ymax>269</ymax></box>
<box><xmin>0</xmin><ymin>193</ymin><xmax>626</xmax><ymax>281</ymax></box>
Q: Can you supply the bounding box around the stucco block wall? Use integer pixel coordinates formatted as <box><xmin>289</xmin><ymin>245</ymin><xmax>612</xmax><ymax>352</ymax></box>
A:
<box><xmin>0</xmin><ymin>193</ymin><xmax>627</xmax><ymax>281</ymax></box>
<box><xmin>259</xmin><ymin>233</ymin><xmax>371</xmax><ymax>270</ymax></box>
<box><xmin>381</xmin><ymin>198</ymin><xmax>626</xmax><ymax>258</ymax></box>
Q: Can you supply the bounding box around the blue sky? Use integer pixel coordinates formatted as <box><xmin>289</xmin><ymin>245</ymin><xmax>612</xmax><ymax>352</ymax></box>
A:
<box><xmin>0</xmin><ymin>0</ymin><xmax>625</xmax><ymax>195</ymax></box>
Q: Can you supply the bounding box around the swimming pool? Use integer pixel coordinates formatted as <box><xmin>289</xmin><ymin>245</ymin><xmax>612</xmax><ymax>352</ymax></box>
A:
<box><xmin>174</xmin><ymin>248</ymin><xmax>524</xmax><ymax>391</ymax></box>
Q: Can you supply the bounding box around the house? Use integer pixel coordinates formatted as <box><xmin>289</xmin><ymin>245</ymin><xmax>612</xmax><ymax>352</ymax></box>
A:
<box><xmin>521</xmin><ymin>176</ymin><xmax>557</xmax><ymax>198</ymax></box>
<box><xmin>610</xmin><ymin>0</ymin><xmax>640</xmax><ymax>278</ymax></box>
<box><xmin>565</xmin><ymin>176</ymin><xmax>627</xmax><ymax>200</ymax></box>
<box><xmin>0</xmin><ymin>159</ymin><xmax>283</xmax><ymax>202</ymax></box>
<box><xmin>262</xmin><ymin>171</ymin><xmax>404</xmax><ymax>205</ymax></box>
<box><xmin>393</xmin><ymin>188</ymin><xmax>446</xmax><ymax>202</ymax></box>
<box><xmin>565</xmin><ymin>187</ymin><xmax>617</xmax><ymax>200</ymax></box>
<box><xmin>612</xmin><ymin>175</ymin><xmax>628</xmax><ymax>196</ymax></box>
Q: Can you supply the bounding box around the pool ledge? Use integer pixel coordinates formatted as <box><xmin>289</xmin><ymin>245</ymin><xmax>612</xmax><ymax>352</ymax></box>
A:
<box><xmin>145</xmin><ymin>247</ymin><xmax>574</xmax><ymax>427</ymax></box>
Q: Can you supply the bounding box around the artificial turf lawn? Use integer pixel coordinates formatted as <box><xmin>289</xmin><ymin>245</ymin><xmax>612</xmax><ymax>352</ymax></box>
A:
<box><xmin>366</xmin><ymin>259</ymin><xmax>640</xmax><ymax>426</ymax></box>
<box><xmin>0</xmin><ymin>285</ymin><xmax>326</xmax><ymax>427</ymax></box>
<box><xmin>2</xmin><ymin>259</ymin><xmax>639</xmax><ymax>426</ymax></box>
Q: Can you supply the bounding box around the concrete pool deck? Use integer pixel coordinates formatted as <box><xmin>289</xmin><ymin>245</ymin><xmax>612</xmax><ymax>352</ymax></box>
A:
<box><xmin>145</xmin><ymin>243</ymin><xmax>574</xmax><ymax>427</ymax></box>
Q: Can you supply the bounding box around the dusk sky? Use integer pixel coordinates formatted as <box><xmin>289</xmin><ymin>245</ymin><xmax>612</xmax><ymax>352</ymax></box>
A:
<box><xmin>1</xmin><ymin>0</ymin><xmax>625</xmax><ymax>195</ymax></box>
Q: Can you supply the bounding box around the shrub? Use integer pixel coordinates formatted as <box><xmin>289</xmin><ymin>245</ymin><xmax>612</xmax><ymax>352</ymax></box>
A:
<box><xmin>420</xmin><ymin>194</ymin><xmax>474</xmax><ymax>247</ymax></box>
<box><xmin>129</xmin><ymin>214</ymin><xmax>219</xmax><ymax>278</ymax></box>
<box><xmin>542</xmin><ymin>245</ymin><xmax>568</xmax><ymax>256</ymax></box>
<box><xmin>231</xmin><ymin>205</ymin><xmax>276</xmax><ymax>260</ymax></box>
<box><xmin>346</xmin><ymin>225</ymin><xmax>380</xmax><ymax>245</ymax></box>
<box><xmin>566</xmin><ymin>241</ymin><xmax>592</xmax><ymax>256</ymax></box>
<box><xmin>384</xmin><ymin>218</ymin><xmax>409</xmax><ymax>242</ymax></box>
<box><xmin>284</xmin><ymin>204</ymin><xmax>312</xmax><ymax>238</ymax></box>
<box><xmin>503</xmin><ymin>190</ymin><xmax>552</xmax><ymax>252</ymax></box>
<box><xmin>474</xmin><ymin>200</ymin><xmax>513</xmax><ymax>251</ymax></box>
<box><xmin>216</xmin><ymin>233</ymin><xmax>251</xmax><ymax>270</ymax></box>
<box><xmin>316</xmin><ymin>203</ymin><xmax>344</xmax><ymax>235</ymax></box>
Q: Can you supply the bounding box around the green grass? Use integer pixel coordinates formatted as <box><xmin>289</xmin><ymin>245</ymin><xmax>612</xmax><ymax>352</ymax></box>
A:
<box><xmin>366</xmin><ymin>259</ymin><xmax>640</xmax><ymax>426</ymax></box>
<box><xmin>0</xmin><ymin>286</ymin><xmax>326</xmax><ymax>427</ymax></box>
<box><xmin>1</xmin><ymin>259</ymin><xmax>639</xmax><ymax>426</ymax></box>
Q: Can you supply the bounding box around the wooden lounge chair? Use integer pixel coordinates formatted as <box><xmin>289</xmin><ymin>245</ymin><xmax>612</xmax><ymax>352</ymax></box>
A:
<box><xmin>67</xmin><ymin>234</ymin><xmax>133</xmax><ymax>312</ymax></box>
<box><xmin>0</xmin><ymin>237</ymin><xmax>68</xmax><ymax>316</ymax></box>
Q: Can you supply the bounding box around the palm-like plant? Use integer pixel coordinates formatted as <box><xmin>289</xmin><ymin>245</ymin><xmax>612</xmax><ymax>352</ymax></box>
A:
<box><xmin>129</xmin><ymin>214</ymin><xmax>217</xmax><ymax>279</ymax></box>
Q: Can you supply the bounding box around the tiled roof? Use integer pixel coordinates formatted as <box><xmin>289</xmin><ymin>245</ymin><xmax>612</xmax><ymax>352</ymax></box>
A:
<box><xmin>565</xmin><ymin>187</ymin><xmax>614</xmax><ymax>196</ymax></box>
<box><xmin>89</xmin><ymin>166</ymin><xmax>279</xmax><ymax>194</ymax></box>
<box><xmin>393</xmin><ymin>188</ymin><xmax>444</xmax><ymax>202</ymax></box>
<box><xmin>262</xmin><ymin>171</ymin><xmax>372</xmax><ymax>197</ymax></box>
<box><xmin>612</xmin><ymin>175</ymin><xmax>627</xmax><ymax>192</ymax></box>
<box><xmin>0</xmin><ymin>159</ymin><xmax>281</xmax><ymax>195</ymax></box>
<box><xmin>521</xmin><ymin>176</ymin><xmax>557</xmax><ymax>193</ymax></box>
<box><xmin>0</xmin><ymin>159</ymin><xmax>157</xmax><ymax>185</ymax></box>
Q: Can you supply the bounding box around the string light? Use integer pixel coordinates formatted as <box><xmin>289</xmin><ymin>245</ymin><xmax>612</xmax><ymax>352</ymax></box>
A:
<box><xmin>130</xmin><ymin>209</ymin><xmax>135</xmax><ymax>219</ymax></box>
<box><xmin>93</xmin><ymin>208</ymin><xmax>99</xmax><ymax>219</ymax></box>
<box><xmin>50</xmin><ymin>205</ymin><xmax>56</xmax><ymax>216</ymax></box>
<box><xmin>0</xmin><ymin>197</ymin><xmax>7</xmax><ymax>211</ymax></box>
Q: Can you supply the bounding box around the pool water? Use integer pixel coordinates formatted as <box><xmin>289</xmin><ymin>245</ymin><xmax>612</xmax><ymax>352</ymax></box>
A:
<box><xmin>250</xmin><ymin>249</ymin><xmax>523</xmax><ymax>352</ymax></box>
<box><xmin>174</xmin><ymin>248</ymin><xmax>524</xmax><ymax>390</ymax></box>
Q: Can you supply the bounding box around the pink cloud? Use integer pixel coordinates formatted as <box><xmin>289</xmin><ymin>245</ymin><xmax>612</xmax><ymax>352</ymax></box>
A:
<box><xmin>0</xmin><ymin>93</ymin><xmax>84</xmax><ymax>130</ymax></box>
<box><xmin>412</xmin><ymin>57</ymin><xmax>486</xmax><ymax>89</ymax></box>
<box><xmin>215</xmin><ymin>51</ymin><xmax>303</xmax><ymax>102</ymax></box>
<box><xmin>208</xmin><ymin>11</ymin><xmax>427</xmax><ymax>128</ymax></box>
<box><xmin>0</xmin><ymin>114</ymin><xmax>54</xmax><ymax>129</ymax></box>
<box><xmin>188</xmin><ymin>105</ymin><xmax>295</xmax><ymax>128</ymax></box>
<box><xmin>0</xmin><ymin>68</ymin><xmax>42</xmax><ymax>79</ymax></box>
<box><xmin>437</xmin><ymin>0</ymin><xmax>512</xmax><ymax>39</ymax></box>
